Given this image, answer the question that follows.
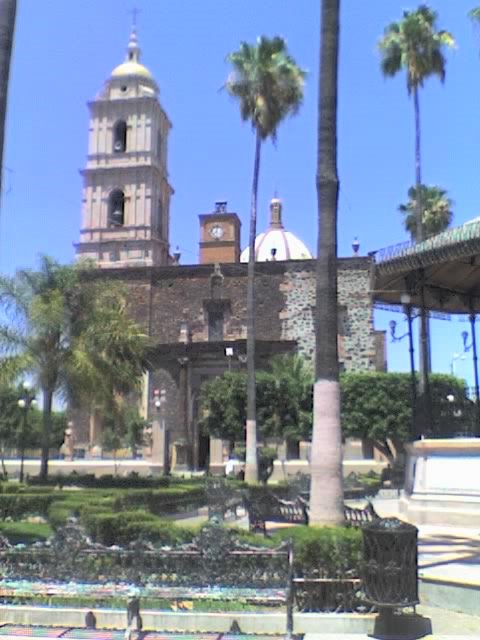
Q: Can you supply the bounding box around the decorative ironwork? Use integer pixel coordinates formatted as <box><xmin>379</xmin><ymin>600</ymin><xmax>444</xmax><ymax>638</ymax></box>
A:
<box><xmin>205</xmin><ymin>478</ymin><xmax>243</xmax><ymax>520</ymax></box>
<box><xmin>294</xmin><ymin>578</ymin><xmax>367</xmax><ymax>613</ymax></box>
<box><xmin>361</xmin><ymin>518</ymin><xmax>418</xmax><ymax>609</ymax></box>
<box><xmin>0</xmin><ymin>519</ymin><xmax>390</xmax><ymax>615</ymax></box>
<box><xmin>374</xmin><ymin>302</ymin><xmax>451</xmax><ymax>321</ymax></box>
<box><xmin>374</xmin><ymin>220</ymin><xmax>480</xmax><ymax>276</ymax></box>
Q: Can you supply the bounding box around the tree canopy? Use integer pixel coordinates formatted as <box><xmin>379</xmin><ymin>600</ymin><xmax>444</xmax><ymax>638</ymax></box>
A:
<box><xmin>0</xmin><ymin>256</ymin><xmax>149</xmax><ymax>477</ymax></box>
<box><xmin>226</xmin><ymin>36</ymin><xmax>306</xmax><ymax>142</ymax></box>
<box><xmin>341</xmin><ymin>372</ymin><xmax>470</xmax><ymax>462</ymax></box>
<box><xmin>200</xmin><ymin>362</ymin><xmax>471</xmax><ymax>464</ymax></box>
<box><xmin>378</xmin><ymin>5</ymin><xmax>454</xmax><ymax>94</ymax></box>
<box><xmin>398</xmin><ymin>185</ymin><xmax>453</xmax><ymax>240</ymax></box>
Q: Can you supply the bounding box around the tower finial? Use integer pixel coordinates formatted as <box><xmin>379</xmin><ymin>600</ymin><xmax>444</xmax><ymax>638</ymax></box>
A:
<box><xmin>270</xmin><ymin>195</ymin><xmax>283</xmax><ymax>228</ymax></box>
<box><xmin>126</xmin><ymin>9</ymin><xmax>141</xmax><ymax>63</ymax></box>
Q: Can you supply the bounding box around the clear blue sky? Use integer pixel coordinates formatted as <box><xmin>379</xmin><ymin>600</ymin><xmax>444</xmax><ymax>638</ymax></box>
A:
<box><xmin>2</xmin><ymin>0</ymin><xmax>480</xmax><ymax>385</ymax></box>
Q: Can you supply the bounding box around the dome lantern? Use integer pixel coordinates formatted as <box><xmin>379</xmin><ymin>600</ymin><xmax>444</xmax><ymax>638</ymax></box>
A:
<box><xmin>240</xmin><ymin>197</ymin><xmax>312</xmax><ymax>262</ymax></box>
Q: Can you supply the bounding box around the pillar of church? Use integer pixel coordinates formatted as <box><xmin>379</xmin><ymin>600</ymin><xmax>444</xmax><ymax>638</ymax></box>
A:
<box><xmin>151</xmin><ymin>389</ymin><xmax>169</xmax><ymax>474</ymax></box>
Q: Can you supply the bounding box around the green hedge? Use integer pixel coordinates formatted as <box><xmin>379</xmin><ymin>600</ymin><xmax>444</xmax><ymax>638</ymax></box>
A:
<box><xmin>0</xmin><ymin>521</ymin><xmax>53</xmax><ymax>544</ymax></box>
<box><xmin>274</xmin><ymin>526</ymin><xmax>362</xmax><ymax>577</ymax></box>
<box><xmin>112</xmin><ymin>486</ymin><xmax>206</xmax><ymax>515</ymax></box>
<box><xmin>0</xmin><ymin>494</ymin><xmax>56</xmax><ymax>521</ymax></box>
<box><xmin>27</xmin><ymin>473</ymin><xmax>171</xmax><ymax>489</ymax></box>
<box><xmin>81</xmin><ymin>508</ymin><xmax>196</xmax><ymax>546</ymax></box>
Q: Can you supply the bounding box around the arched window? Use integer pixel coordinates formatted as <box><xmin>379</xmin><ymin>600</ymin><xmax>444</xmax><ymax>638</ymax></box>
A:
<box><xmin>108</xmin><ymin>189</ymin><xmax>125</xmax><ymax>227</ymax></box>
<box><xmin>113</xmin><ymin>120</ymin><xmax>127</xmax><ymax>153</ymax></box>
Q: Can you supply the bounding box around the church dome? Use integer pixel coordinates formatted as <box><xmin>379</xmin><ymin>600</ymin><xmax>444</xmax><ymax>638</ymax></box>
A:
<box><xmin>110</xmin><ymin>26</ymin><xmax>155</xmax><ymax>83</ymax></box>
<box><xmin>111</xmin><ymin>61</ymin><xmax>153</xmax><ymax>80</ymax></box>
<box><xmin>240</xmin><ymin>198</ymin><xmax>313</xmax><ymax>262</ymax></box>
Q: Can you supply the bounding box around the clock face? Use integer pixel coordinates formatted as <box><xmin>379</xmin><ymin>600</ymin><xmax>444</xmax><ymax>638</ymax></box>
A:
<box><xmin>210</xmin><ymin>224</ymin><xmax>224</xmax><ymax>239</ymax></box>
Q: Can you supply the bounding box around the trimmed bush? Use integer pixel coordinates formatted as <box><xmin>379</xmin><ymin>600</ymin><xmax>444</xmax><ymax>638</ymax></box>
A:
<box><xmin>27</xmin><ymin>473</ymin><xmax>171</xmax><ymax>489</ymax></box>
<box><xmin>274</xmin><ymin>525</ymin><xmax>362</xmax><ymax>577</ymax></box>
<box><xmin>81</xmin><ymin>508</ymin><xmax>195</xmax><ymax>546</ymax></box>
<box><xmin>112</xmin><ymin>486</ymin><xmax>205</xmax><ymax>515</ymax></box>
<box><xmin>0</xmin><ymin>493</ymin><xmax>55</xmax><ymax>521</ymax></box>
<box><xmin>0</xmin><ymin>521</ymin><xmax>52</xmax><ymax>544</ymax></box>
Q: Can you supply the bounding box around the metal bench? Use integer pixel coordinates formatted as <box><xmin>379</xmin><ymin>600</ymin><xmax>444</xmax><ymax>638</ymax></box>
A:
<box><xmin>205</xmin><ymin>477</ymin><xmax>244</xmax><ymax>520</ymax></box>
<box><xmin>245</xmin><ymin>489</ymin><xmax>309</xmax><ymax>534</ymax></box>
<box><xmin>344</xmin><ymin>501</ymin><xmax>379</xmax><ymax>528</ymax></box>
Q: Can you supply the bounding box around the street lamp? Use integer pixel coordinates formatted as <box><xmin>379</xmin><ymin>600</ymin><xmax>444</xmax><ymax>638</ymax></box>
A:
<box><xmin>450</xmin><ymin>352</ymin><xmax>466</xmax><ymax>376</ymax></box>
<box><xmin>389</xmin><ymin>293</ymin><xmax>417</xmax><ymax>438</ymax></box>
<box><xmin>17</xmin><ymin>382</ymin><xmax>37</xmax><ymax>483</ymax></box>
<box><xmin>460</xmin><ymin>314</ymin><xmax>480</xmax><ymax>435</ymax></box>
<box><xmin>63</xmin><ymin>421</ymin><xmax>74</xmax><ymax>461</ymax></box>
<box><xmin>225</xmin><ymin>346</ymin><xmax>234</xmax><ymax>372</ymax></box>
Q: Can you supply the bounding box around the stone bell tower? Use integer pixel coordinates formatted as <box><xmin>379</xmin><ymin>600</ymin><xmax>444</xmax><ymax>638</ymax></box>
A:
<box><xmin>75</xmin><ymin>24</ymin><xmax>173</xmax><ymax>267</ymax></box>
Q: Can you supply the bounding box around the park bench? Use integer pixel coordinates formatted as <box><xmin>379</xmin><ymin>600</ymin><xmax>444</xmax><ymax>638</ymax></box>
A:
<box><xmin>245</xmin><ymin>489</ymin><xmax>309</xmax><ymax>533</ymax></box>
<box><xmin>344</xmin><ymin>501</ymin><xmax>379</xmax><ymax>528</ymax></box>
<box><xmin>246</xmin><ymin>486</ymin><xmax>379</xmax><ymax>533</ymax></box>
<box><xmin>205</xmin><ymin>477</ymin><xmax>244</xmax><ymax>520</ymax></box>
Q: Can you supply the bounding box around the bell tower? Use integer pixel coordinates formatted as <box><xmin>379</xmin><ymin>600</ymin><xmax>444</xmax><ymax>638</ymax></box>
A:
<box><xmin>76</xmin><ymin>25</ymin><xmax>173</xmax><ymax>267</ymax></box>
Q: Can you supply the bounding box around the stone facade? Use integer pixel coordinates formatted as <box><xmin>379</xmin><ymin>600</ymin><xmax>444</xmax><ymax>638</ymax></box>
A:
<box><xmin>279</xmin><ymin>260</ymin><xmax>376</xmax><ymax>370</ymax></box>
<box><xmin>74</xmin><ymin>257</ymin><xmax>381</xmax><ymax>467</ymax></box>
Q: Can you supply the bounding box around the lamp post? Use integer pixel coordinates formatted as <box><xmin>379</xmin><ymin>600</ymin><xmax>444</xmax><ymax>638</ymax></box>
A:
<box><xmin>450</xmin><ymin>352</ymin><xmax>466</xmax><ymax>377</ymax></box>
<box><xmin>389</xmin><ymin>293</ymin><xmax>417</xmax><ymax>438</ymax></box>
<box><xmin>64</xmin><ymin>421</ymin><xmax>74</xmax><ymax>461</ymax></box>
<box><xmin>462</xmin><ymin>317</ymin><xmax>480</xmax><ymax>435</ymax></box>
<box><xmin>225</xmin><ymin>346</ymin><xmax>234</xmax><ymax>372</ymax></box>
<box><xmin>152</xmin><ymin>388</ymin><xmax>169</xmax><ymax>474</ymax></box>
<box><xmin>17</xmin><ymin>382</ymin><xmax>37</xmax><ymax>483</ymax></box>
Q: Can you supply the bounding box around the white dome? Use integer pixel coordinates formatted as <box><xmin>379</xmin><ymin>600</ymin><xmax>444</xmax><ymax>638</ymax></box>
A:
<box><xmin>240</xmin><ymin>198</ymin><xmax>312</xmax><ymax>262</ymax></box>
<box><xmin>241</xmin><ymin>228</ymin><xmax>312</xmax><ymax>262</ymax></box>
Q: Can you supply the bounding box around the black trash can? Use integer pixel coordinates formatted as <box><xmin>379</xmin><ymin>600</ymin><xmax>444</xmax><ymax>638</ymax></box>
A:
<box><xmin>362</xmin><ymin>517</ymin><xmax>418</xmax><ymax>608</ymax></box>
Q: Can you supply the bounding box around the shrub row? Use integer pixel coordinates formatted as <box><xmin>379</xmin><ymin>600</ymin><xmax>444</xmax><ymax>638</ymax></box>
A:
<box><xmin>112</xmin><ymin>486</ymin><xmax>205</xmax><ymax>515</ymax></box>
<box><xmin>27</xmin><ymin>473</ymin><xmax>171</xmax><ymax>490</ymax></box>
<box><xmin>274</xmin><ymin>525</ymin><xmax>362</xmax><ymax>577</ymax></box>
<box><xmin>0</xmin><ymin>521</ymin><xmax>53</xmax><ymax>544</ymax></box>
<box><xmin>0</xmin><ymin>494</ymin><xmax>56</xmax><ymax>521</ymax></box>
<box><xmin>80</xmin><ymin>507</ymin><xmax>196</xmax><ymax>547</ymax></box>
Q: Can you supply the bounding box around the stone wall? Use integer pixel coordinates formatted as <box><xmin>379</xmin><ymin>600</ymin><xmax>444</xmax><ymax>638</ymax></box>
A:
<box><xmin>101</xmin><ymin>257</ymin><xmax>377</xmax><ymax>371</ymax></box>
<box><xmin>76</xmin><ymin>257</ymin><xmax>379</xmax><ymax>452</ymax></box>
<box><xmin>279</xmin><ymin>260</ymin><xmax>376</xmax><ymax>370</ymax></box>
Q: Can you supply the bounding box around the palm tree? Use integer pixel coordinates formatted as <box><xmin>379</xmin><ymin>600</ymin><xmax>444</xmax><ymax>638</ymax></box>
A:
<box><xmin>0</xmin><ymin>256</ymin><xmax>148</xmax><ymax>478</ymax></box>
<box><xmin>309</xmin><ymin>0</ymin><xmax>344</xmax><ymax>526</ymax></box>
<box><xmin>378</xmin><ymin>6</ymin><xmax>454</xmax><ymax>242</ymax></box>
<box><xmin>399</xmin><ymin>185</ymin><xmax>453</xmax><ymax>240</ymax></box>
<box><xmin>379</xmin><ymin>6</ymin><xmax>454</xmax><ymax>424</ymax></box>
<box><xmin>469</xmin><ymin>8</ymin><xmax>480</xmax><ymax>23</ymax></box>
<box><xmin>225</xmin><ymin>37</ymin><xmax>306</xmax><ymax>483</ymax></box>
<box><xmin>0</xmin><ymin>0</ymin><xmax>16</xmax><ymax>208</ymax></box>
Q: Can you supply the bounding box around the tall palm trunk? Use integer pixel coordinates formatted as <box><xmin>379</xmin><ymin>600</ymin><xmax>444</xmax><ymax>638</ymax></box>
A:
<box><xmin>40</xmin><ymin>388</ymin><xmax>53</xmax><ymax>480</ymax></box>
<box><xmin>310</xmin><ymin>0</ymin><xmax>344</xmax><ymax>525</ymax></box>
<box><xmin>0</xmin><ymin>0</ymin><xmax>16</xmax><ymax>207</ymax></box>
<box><xmin>413</xmin><ymin>86</ymin><xmax>432</xmax><ymax>433</ymax></box>
<box><xmin>245</xmin><ymin>130</ymin><xmax>261</xmax><ymax>484</ymax></box>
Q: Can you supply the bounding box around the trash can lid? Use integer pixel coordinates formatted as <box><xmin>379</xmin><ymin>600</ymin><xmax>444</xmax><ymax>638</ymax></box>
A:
<box><xmin>363</xmin><ymin>517</ymin><xmax>418</xmax><ymax>533</ymax></box>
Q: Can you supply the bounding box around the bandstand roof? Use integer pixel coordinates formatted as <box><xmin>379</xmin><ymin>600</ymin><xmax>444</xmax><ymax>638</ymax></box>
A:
<box><xmin>372</xmin><ymin>219</ymin><xmax>480</xmax><ymax>314</ymax></box>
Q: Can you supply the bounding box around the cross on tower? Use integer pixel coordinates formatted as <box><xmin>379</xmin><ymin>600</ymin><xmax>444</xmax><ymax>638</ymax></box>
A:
<box><xmin>129</xmin><ymin>7</ymin><xmax>141</xmax><ymax>26</ymax></box>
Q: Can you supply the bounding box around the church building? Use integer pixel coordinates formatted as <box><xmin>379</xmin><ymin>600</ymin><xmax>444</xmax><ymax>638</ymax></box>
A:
<box><xmin>73</xmin><ymin>27</ymin><xmax>385</xmax><ymax>469</ymax></box>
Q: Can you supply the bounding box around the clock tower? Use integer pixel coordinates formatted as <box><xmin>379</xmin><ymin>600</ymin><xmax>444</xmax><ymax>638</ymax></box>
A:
<box><xmin>75</xmin><ymin>25</ymin><xmax>173</xmax><ymax>267</ymax></box>
<box><xmin>199</xmin><ymin>201</ymin><xmax>241</xmax><ymax>264</ymax></box>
